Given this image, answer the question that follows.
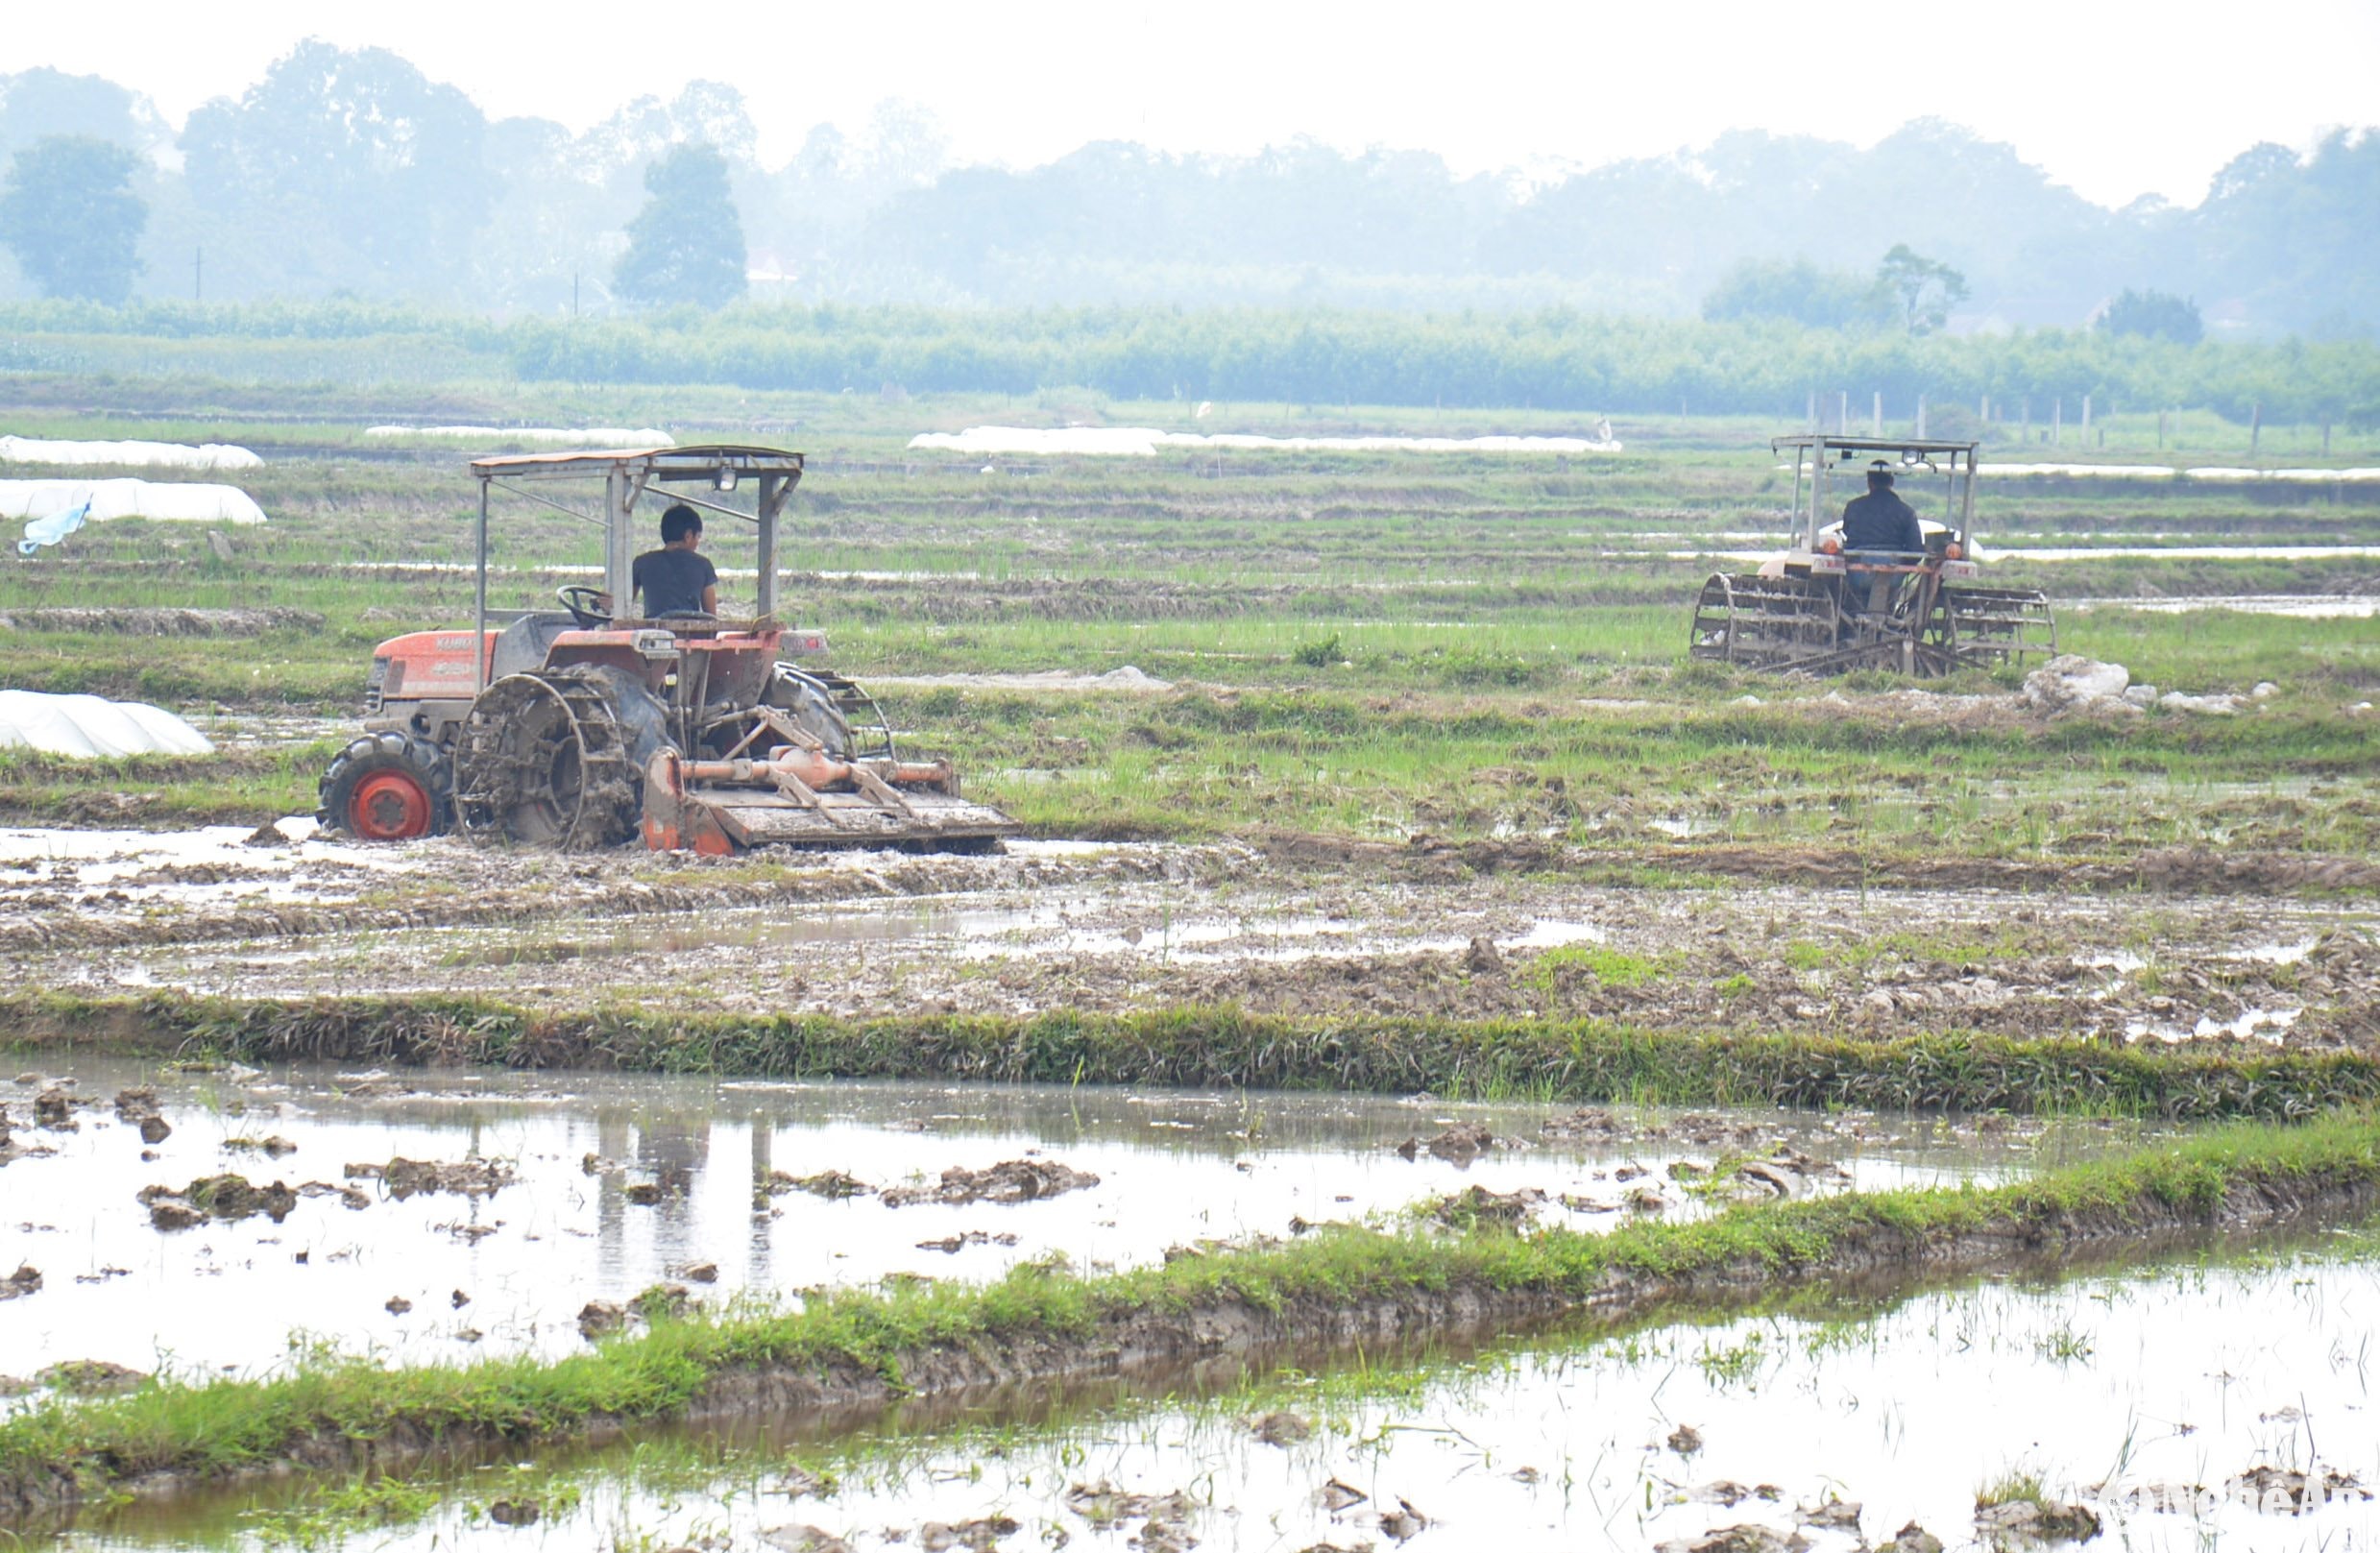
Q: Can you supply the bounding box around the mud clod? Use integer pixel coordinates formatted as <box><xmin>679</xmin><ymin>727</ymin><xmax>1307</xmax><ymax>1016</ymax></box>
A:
<box><xmin>2233</xmin><ymin>1465</ymin><xmax>2371</xmax><ymax>1508</ymax></box>
<box><xmin>577</xmin><ymin>1300</ymin><xmax>626</xmax><ymax>1340</ymax></box>
<box><xmin>883</xmin><ymin>1159</ymin><xmax>1100</xmax><ymax>1207</ymax></box>
<box><xmin>1654</xmin><ymin>1527</ymin><xmax>1808</xmax><ymax>1553</ymax></box>
<box><xmin>1372</xmin><ymin>1497</ymin><xmax>1428</xmax><ymax>1540</ymax></box>
<box><xmin>761</xmin><ymin>1526</ymin><xmax>850</xmax><ymax>1553</ymax></box>
<box><xmin>297</xmin><ymin>1180</ymin><xmax>372</xmax><ymax>1210</ymax></box>
<box><xmin>34</xmin><ymin>1087</ymin><xmax>77</xmax><ymax>1130</ymax></box>
<box><xmin>1668</xmin><ymin>1423</ymin><xmax>1705</xmax><ymax>1455</ymax></box>
<box><xmin>919</xmin><ymin>1515</ymin><xmax>1020</xmax><ymax>1550</ymax></box>
<box><xmin>36</xmin><ymin>1359</ymin><xmax>145</xmax><ymax>1395</ymax></box>
<box><xmin>1394</xmin><ymin>1123</ymin><xmax>1496</xmax><ymax>1164</ymax></box>
<box><xmin>766</xmin><ymin>1168</ymin><xmax>876</xmax><ymax>1199</ymax></box>
<box><xmin>384</xmin><ymin>1296</ymin><xmax>412</xmax><ymax>1316</ymax></box>
<box><xmin>1796</xmin><ymin>1499</ymin><xmax>1860</xmax><ymax>1530</ymax></box>
<box><xmin>345</xmin><ymin>1156</ymin><xmax>515</xmax><ymax>1199</ymax></box>
<box><xmin>1542</xmin><ymin>1106</ymin><xmax>1623</xmax><ymax>1140</ymax></box>
<box><xmin>1877</xmin><ymin>1525</ymin><xmax>1944</xmax><ymax>1553</ymax></box>
<box><xmin>1319</xmin><ymin>1478</ymin><xmax>1368</xmax><ymax>1512</ymax></box>
<box><xmin>225</xmin><ymin>1135</ymin><xmax>299</xmax><ymax>1157</ymax></box>
<box><xmin>1251</xmin><ymin>1410</ymin><xmax>1314</xmax><ymax>1445</ymax></box>
<box><xmin>1973</xmin><ymin>1498</ymin><xmax>2102</xmax><ymax>1544</ymax></box>
<box><xmin>1065</xmin><ymin>1480</ymin><xmax>1195</xmax><ymax>1525</ymax></box>
<box><xmin>1429</xmin><ymin>1183</ymin><xmax>1544</xmax><ymax>1227</ymax></box>
<box><xmin>139</xmin><ymin>1174</ymin><xmax>297</xmax><ymax>1228</ymax></box>
<box><xmin>486</xmin><ymin>1497</ymin><xmax>541</xmax><ymax>1526</ymax></box>
<box><xmin>0</xmin><ymin>1265</ymin><xmax>39</xmax><ymax>1301</ymax></box>
<box><xmin>915</xmin><ymin>1231</ymin><xmax>1020</xmax><ymax>1253</ymax></box>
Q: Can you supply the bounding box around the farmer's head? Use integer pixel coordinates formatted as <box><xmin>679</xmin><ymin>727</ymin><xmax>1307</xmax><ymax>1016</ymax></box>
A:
<box><xmin>661</xmin><ymin>504</ymin><xmax>703</xmax><ymax>546</ymax></box>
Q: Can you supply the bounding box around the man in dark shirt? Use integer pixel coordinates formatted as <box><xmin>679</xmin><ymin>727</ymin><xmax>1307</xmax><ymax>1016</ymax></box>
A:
<box><xmin>1839</xmin><ymin>463</ymin><xmax>1926</xmax><ymax>553</ymax></box>
<box><xmin>628</xmin><ymin>503</ymin><xmax>719</xmax><ymax>618</ymax></box>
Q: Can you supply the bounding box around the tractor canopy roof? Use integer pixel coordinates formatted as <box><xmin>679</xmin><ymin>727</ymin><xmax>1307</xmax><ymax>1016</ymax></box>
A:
<box><xmin>468</xmin><ymin>446</ymin><xmax>804</xmax><ymax>482</ymax></box>
<box><xmin>1771</xmin><ymin>435</ymin><xmax>1980</xmax><ymax>464</ymax></box>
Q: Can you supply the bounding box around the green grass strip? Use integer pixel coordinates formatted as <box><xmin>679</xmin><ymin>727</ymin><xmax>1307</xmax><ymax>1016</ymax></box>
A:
<box><xmin>3</xmin><ymin>1111</ymin><xmax>2377</xmax><ymax>1512</ymax></box>
<box><xmin>8</xmin><ymin>992</ymin><xmax>2378</xmax><ymax>1120</ymax></box>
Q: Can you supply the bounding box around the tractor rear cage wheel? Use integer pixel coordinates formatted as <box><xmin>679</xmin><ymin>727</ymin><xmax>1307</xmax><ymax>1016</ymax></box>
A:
<box><xmin>805</xmin><ymin>669</ymin><xmax>897</xmax><ymax>763</ymax></box>
<box><xmin>1688</xmin><ymin>573</ymin><xmax>1841</xmax><ymax>669</ymax></box>
<box><xmin>453</xmin><ymin>668</ymin><xmax>643</xmax><ymax>851</ymax></box>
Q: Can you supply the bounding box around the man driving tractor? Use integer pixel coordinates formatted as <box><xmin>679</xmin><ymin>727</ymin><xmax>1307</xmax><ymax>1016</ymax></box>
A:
<box><xmin>1840</xmin><ymin>461</ymin><xmax>1925</xmax><ymax>553</ymax></box>
<box><xmin>597</xmin><ymin>502</ymin><xmax>718</xmax><ymax>619</ymax></box>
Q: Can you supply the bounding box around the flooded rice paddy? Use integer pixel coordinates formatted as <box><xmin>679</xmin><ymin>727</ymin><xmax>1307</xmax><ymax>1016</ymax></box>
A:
<box><xmin>46</xmin><ymin>1228</ymin><xmax>2380</xmax><ymax>1550</ymax></box>
<box><xmin>0</xmin><ymin>1063</ymin><xmax>2140</xmax><ymax>1380</ymax></box>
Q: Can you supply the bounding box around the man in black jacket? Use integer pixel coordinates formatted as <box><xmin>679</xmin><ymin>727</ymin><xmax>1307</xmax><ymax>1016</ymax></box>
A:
<box><xmin>1840</xmin><ymin>462</ymin><xmax>1925</xmax><ymax>553</ymax></box>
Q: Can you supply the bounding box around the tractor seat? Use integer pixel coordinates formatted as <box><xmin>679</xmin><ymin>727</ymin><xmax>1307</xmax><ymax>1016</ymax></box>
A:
<box><xmin>489</xmin><ymin>612</ymin><xmax>580</xmax><ymax>679</ymax></box>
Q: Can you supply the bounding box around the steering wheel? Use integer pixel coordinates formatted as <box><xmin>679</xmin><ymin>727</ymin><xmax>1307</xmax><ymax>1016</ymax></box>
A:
<box><xmin>556</xmin><ymin>584</ymin><xmax>612</xmax><ymax>628</ymax></box>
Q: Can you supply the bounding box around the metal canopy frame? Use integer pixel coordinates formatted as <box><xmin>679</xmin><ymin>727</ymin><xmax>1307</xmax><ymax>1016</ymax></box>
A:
<box><xmin>1770</xmin><ymin>435</ymin><xmax>1979</xmax><ymax>552</ymax></box>
<box><xmin>466</xmin><ymin>446</ymin><xmax>805</xmax><ymax>693</ymax></box>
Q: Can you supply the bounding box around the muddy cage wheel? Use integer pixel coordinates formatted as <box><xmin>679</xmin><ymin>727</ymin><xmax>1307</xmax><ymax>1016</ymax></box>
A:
<box><xmin>452</xmin><ymin>668</ymin><xmax>643</xmax><ymax>850</ymax></box>
<box><xmin>317</xmin><ymin>731</ymin><xmax>453</xmax><ymax>840</ymax></box>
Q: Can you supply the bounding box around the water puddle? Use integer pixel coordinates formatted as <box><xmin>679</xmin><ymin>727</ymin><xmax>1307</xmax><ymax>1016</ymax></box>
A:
<box><xmin>2072</xmin><ymin>594</ymin><xmax>2380</xmax><ymax>619</ymax></box>
<box><xmin>0</xmin><ymin>1065</ymin><xmax>2149</xmax><ymax>1382</ymax></box>
<box><xmin>52</xmin><ymin>1233</ymin><xmax>2380</xmax><ymax>1550</ymax></box>
<box><xmin>0</xmin><ymin>821</ymin><xmax>401</xmax><ymax>909</ymax></box>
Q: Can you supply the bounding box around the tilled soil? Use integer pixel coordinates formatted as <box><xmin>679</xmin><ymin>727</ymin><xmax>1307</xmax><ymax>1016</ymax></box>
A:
<box><xmin>1</xmin><ymin>826</ymin><xmax>2370</xmax><ymax>1052</ymax></box>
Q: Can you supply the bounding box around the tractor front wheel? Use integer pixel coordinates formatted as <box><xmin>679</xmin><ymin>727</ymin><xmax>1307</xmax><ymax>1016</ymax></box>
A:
<box><xmin>318</xmin><ymin>731</ymin><xmax>453</xmax><ymax>841</ymax></box>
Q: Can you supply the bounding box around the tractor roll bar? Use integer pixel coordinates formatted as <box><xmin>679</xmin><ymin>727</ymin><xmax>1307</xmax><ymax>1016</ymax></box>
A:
<box><xmin>465</xmin><ymin>446</ymin><xmax>806</xmax><ymax>694</ymax></box>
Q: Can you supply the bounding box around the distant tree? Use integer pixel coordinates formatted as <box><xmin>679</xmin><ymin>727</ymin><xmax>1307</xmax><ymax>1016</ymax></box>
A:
<box><xmin>1701</xmin><ymin>258</ymin><xmax>1890</xmax><ymax>330</ymax></box>
<box><xmin>616</xmin><ymin>144</ymin><xmax>747</xmax><ymax>309</ymax></box>
<box><xmin>1876</xmin><ymin>243</ymin><xmax>1969</xmax><ymax>335</ymax></box>
<box><xmin>181</xmin><ymin>42</ymin><xmax>490</xmax><ymax>295</ymax></box>
<box><xmin>0</xmin><ymin>135</ymin><xmax>146</xmax><ymax>302</ymax></box>
<box><xmin>2096</xmin><ymin>287</ymin><xmax>2203</xmax><ymax>345</ymax></box>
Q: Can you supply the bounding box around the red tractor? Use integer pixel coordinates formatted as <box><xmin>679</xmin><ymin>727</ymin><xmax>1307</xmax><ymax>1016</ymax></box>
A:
<box><xmin>317</xmin><ymin>446</ymin><xmax>1018</xmax><ymax>854</ymax></box>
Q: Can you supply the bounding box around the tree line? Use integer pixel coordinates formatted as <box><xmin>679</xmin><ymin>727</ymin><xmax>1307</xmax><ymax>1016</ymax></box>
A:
<box><xmin>6</xmin><ymin>299</ymin><xmax>2374</xmax><ymax>425</ymax></box>
<box><xmin>0</xmin><ymin>47</ymin><xmax>2375</xmax><ymax>335</ymax></box>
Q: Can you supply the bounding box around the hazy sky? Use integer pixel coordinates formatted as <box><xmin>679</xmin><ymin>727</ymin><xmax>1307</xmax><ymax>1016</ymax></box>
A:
<box><xmin>9</xmin><ymin>0</ymin><xmax>2375</xmax><ymax>207</ymax></box>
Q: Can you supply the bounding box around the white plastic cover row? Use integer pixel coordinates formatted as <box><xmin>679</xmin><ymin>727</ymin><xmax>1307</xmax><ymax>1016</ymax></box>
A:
<box><xmin>0</xmin><ymin>436</ymin><xmax>261</xmax><ymax>470</ymax></box>
<box><xmin>0</xmin><ymin>480</ymin><xmax>267</xmax><ymax>524</ymax></box>
<box><xmin>0</xmin><ymin>691</ymin><xmax>215</xmax><ymax>758</ymax></box>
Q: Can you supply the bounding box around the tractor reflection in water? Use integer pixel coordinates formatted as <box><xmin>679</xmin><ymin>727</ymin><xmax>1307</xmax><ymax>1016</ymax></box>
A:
<box><xmin>315</xmin><ymin>446</ymin><xmax>1018</xmax><ymax>853</ymax></box>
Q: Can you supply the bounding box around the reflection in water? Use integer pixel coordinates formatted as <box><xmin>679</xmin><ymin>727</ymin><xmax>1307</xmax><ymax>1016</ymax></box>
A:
<box><xmin>0</xmin><ymin>1061</ymin><xmax>2166</xmax><ymax>1382</ymax></box>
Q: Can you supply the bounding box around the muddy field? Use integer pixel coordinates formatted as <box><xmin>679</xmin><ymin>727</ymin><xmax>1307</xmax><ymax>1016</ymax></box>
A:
<box><xmin>1</xmin><ymin>822</ymin><xmax>2369</xmax><ymax>1055</ymax></box>
<box><xmin>4</xmin><ymin>396</ymin><xmax>2379</xmax><ymax>1549</ymax></box>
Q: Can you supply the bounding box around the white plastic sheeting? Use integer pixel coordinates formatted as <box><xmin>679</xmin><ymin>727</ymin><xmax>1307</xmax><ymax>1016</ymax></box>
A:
<box><xmin>0</xmin><ymin>436</ymin><xmax>262</xmax><ymax>471</ymax></box>
<box><xmin>0</xmin><ymin>479</ymin><xmax>268</xmax><ymax>525</ymax></box>
<box><xmin>909</xmin><ymin>426</ymin><xmax>1624</xmax><ymax>456</ymax></box>
<box><xmin>364</xmin><ymin>426</ymin><xmax>674</xmax><ymax>446</ymax></box>
<box><xmin>0</xmin><ymin>691</ymin><xmax>214</xmax><ymax>757</ymax></box>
